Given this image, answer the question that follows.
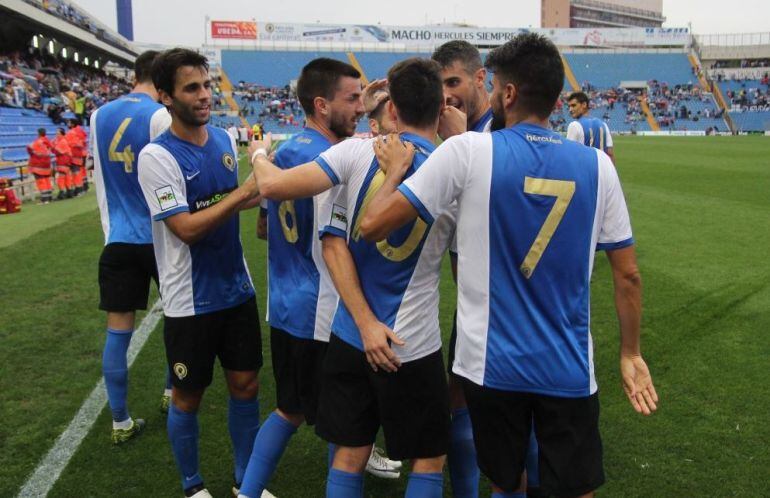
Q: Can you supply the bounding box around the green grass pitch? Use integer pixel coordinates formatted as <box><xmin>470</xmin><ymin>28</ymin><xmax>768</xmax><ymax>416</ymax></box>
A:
<box><xmin>0</xmin><ymin>136</ymin><xmax>768</xmax><ymax>497</ymax></box>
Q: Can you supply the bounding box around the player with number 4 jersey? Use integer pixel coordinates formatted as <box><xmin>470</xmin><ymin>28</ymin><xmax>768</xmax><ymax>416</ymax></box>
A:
<box><xmin>90</xmin><ymin>51</ymin><xmax>172</xmax><ymax>444</ymax></box>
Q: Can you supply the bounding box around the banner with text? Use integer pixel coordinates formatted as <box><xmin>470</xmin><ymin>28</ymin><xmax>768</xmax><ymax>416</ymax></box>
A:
<box><xmin>236</xmin><ymin>23</ymin><xmax>690</xmax><ymax>47</ymax></box>
<box><xmin>211</xmin><ymin>21</ymin><xmax>258</xmax><ymax>40</ymax></box>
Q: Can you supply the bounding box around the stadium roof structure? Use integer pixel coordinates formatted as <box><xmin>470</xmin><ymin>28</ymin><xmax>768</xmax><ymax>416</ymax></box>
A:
<box><xmin>0</xmin><ymin>0</ymin><xmax>137</xmax><ymax>66</ymax></box>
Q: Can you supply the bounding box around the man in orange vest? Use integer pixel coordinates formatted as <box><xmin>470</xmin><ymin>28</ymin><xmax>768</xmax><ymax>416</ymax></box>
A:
<box><xmin>65</xmin><ymin>118</ymin><xmax>88</xmax><ymax>196</ymax></box>
<box><xmin>52</xmin><ymin>127</ymin><xmax>74</xmax><ymax>199</ymax></box>
<box><xmin>0</xmin><ymin>178</ymin><xmax>22</xmax><ymax>214</ymax></box>
<box><xmin>26</xmin><ymin>128</ymin><xmax>54</xmax><ymax>204</ymax></box>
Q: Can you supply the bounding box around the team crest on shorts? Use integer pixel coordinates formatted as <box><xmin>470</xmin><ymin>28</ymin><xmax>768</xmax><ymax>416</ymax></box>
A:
<box><xmin>173</xmin><ymin>362</ymin><xmax>188</xmax><ymax>380</ymax></box>
<box><xmin>222</xmin><ymin>153</ymin><xmax>236</xmax><ymax>171</ymax></box>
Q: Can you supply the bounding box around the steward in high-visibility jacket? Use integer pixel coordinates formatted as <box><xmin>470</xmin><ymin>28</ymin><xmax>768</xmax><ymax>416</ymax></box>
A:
<box><xmin>52</xmin><ymin>127</ymin><xmax>74</xmax><ymax>199</ymax></box>
<box><xmin>65</xmin><ymin>118</ymin><xmax>88</xmax><ymax>194</ymax></box>
<box><xmin>0</xmin><ymin>178</ymin><xmax>22</xmax><ymax>214</ymax></box>
<box><xmin>26</xmin><ymin>128</ymin><xmax>54</xmax><ymax>204</ymax></box>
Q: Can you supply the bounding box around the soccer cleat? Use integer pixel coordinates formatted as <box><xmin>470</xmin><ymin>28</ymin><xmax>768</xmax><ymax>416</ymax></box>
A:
<box><xmin>365</xmin><ymin>445</ymin><xmax>401</xmax><ymax>479</ymax></box>
<box><xmin>160</xmin><ymin>394</ymin><xmax>171</xmax><ymax>414</ymax></box>
<box><xmin>184</xmin><ymin>484</ymin><xmax>212</xmax><ymax>498</ymax></box>
<box><xmin>111</xmin><ymin>418</ymin><xmax>145</xmax><ymax>445</ymax></box>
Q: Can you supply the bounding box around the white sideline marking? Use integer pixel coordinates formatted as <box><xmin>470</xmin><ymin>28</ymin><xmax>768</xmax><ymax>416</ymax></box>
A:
<box><xmin>17</xmin><ymin>301</ymin><xmax>163</xmax><ymax>497</ymax></box>
<box><xmin>18</xmin><ymin>299</ymin><xmax>279</xmax><ymax>498</ymax></box>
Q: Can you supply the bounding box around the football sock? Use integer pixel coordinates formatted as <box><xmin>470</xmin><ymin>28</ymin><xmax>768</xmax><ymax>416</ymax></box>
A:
<box><xmin>165</xmin><ymin>367</ymin><xmax>173</xmax><ymax>394</ymax></box>
<box><xmin>491</xmin><ymin>493</ymin><xmax>525</xmax><ymax>498</ymax></box>
<box><xmin>326</xmin><ymin>468</ymin><xmax>363</xmax><ymax>498</ymax></box>
<box><xmin>239</xmin><ymin>411</ymin><xmax>297</xmax><ymax>497</ymax></box>
<box><xmin>168</xmin><ymin>404</ymin><xmax>203</xmax><ymax>491</ymax></box>
<box><xmin>228</xmin><ymin>396</ymin><xmax>261</xmax><ymax>486</ymax></box>
<box><xmin>525</xmin><ymin>424</ymin><xmax>540</xmax><ymax>489</ymax></box>
<box><xmin>328</xmin><ymin>443</ymin><xmax>337</xmax><ymax>469</ymax></box>
<box><xmin>448</xmin><ymin>408</ymin><xmax>480</xmax><ymax>498</ymax></box>
<box><xmin>102</xmin><ymin>328</ymin><xmax>132</xmax><ymax>424</ymax></box>
<box><xmin>405</xmin><ymin>472</ymin><xmax>443</xmax><ymax>498</ymax></box>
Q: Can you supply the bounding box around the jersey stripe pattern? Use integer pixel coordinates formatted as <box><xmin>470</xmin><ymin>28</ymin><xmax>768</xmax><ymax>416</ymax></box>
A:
<box><xmin>470</xmin><ymin>108</ymin><xmax>493</xmax><ymax>133</ymax></box>
<box><xmin>91</xmin><ymin>93</ymin><xmax>170</xmax><ymax>245</ymax></box>
<box><xmin>400</xmin><ymin>123</ymin><xmax>633</xmax><ymax>397</ymax></box>
<box><xmin>578</xmin><ymin>116</ymin><xmax>611</xmax><ymax>152</ymax></box>
<box><xmin>137</xmin><ymin>126</ymin><xmax>254</xmax><ymax>317</ymax></box>
<box><xmin>267</xmin><ymin>128</ymin><xmax>337</xmax><ymax>341</ymax></box>
<box><xmin>315</xmin><ymin>133</ymin><xmax>455</xmax><ymax>363</ymax></box>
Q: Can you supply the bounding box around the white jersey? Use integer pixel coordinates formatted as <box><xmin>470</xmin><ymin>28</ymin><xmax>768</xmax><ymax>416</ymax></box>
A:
<box><xmin>400</xmin><ymin>124</ymin><xmax>632</xmax><ymax>396</ymax></box>
<box><xmin>315</xmin><ymin>133</ymin><xmax>456</xmax><ymax>363</ymax></box>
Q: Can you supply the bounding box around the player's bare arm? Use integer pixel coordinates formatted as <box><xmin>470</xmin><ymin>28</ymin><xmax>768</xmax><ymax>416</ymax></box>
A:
<box><xmin>162</xmin><ymin>176</ymin><xmax>261</xmax><ymax>245</ymax></box>
<box><xmin>248</xmin><ymin>135</ymin><xmax>333</xmax><ymax>200</ymax></box>
<box><xmin>359</xmin><ymin>135</ymin><xmax>419</xmax><ymax>242</ymax></box>
<box><xmin>606</xmin><ymin>245</ymin><xmax>658</xmax><ymax>416</ymax></box>
<box><xmin>321</xmin><ymin>234</ymin><xmax>404</xmax><ymax>372</ymax></box>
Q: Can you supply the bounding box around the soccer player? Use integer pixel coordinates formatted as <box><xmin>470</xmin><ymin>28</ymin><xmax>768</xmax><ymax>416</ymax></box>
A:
<box><xmin>248</xmin><ymin>58</ymin><xmax>452</xmax><ymax>498</ymax></box>
<box><xmin>432</xmin><ymin>40</ymin><xmax>493</xmax><ymax>139</ymax></box>
<box><xmin>137</xmin><ymin>48</ymin><xmax>263</xmax><ymax>498</ymax></box>
<box><xmin>237</xmin><ymin>58</ymin><xmax>398</xmax><ymax>498</ymax></box>
<box><xmin>360</xmin><ymin>34</ymin><xmax>658</xmax><ymax>498</ymax></box>
<box><xmin>89</xmin><ymin>50</ymin><xmax>171</xmax><ymax>444</ymax></box>
<box><xmin>566</xmin><ymin>91</ymin><xmax>615</xmax><ymax>163</ymax></box>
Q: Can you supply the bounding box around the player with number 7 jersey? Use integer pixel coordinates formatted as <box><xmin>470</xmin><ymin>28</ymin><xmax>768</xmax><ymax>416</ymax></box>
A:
<box><xmin>89</xmin><ymin>50</ymin><xmax>172</xmax><ymax>445</ymax></box>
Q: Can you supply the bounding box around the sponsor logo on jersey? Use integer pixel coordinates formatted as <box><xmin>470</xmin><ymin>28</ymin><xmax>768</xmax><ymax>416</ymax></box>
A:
<box><xmin>222</xmin><ymin>152</ymin><xmax>236</xmax><ymax>171</ymax></box>
<box><xmin>155</xmin><ymin>185</ymin><xmax>179</xmax><ymax>211</ymax></box>
<box><xmin>526</xmin><ymin>133</ymin><xmax>562</xmax><ymax>144</ymax></box>
<box><xmin>191</xmin><ymin>187</ymin><xmax>236</xmax><ymax>212</ymax></box>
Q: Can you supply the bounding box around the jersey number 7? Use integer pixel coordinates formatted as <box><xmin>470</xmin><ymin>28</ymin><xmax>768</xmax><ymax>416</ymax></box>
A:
<box><xmin>108</xmin><ymin>118</ymin><xmax>135</xmax><ymax>173</ymax></box>
<box><xmin>520</xmin><ymin>177</ymin><xmax>575</xmax><ymax>279</ymax></box>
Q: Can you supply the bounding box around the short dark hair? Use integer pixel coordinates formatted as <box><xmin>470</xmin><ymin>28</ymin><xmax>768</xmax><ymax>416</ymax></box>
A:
<box><xmin>568</xmin><ymin>91</ymin><xmax>589</xmax><ymax>105</ymax></box>
<box><xmin>37</xmin><ymin>128</ymin><xmax>46</xmax><ymax>136</ymax></box>
<box><xmin>387</xmin><ymin>58</ymin><xmax>443</xmax><ymax>128</ymax></box>
<box><xmin>151</xmin><ymin>48</ymin><xmax>209</xmax><ymax>97</ymax></box>
<box><xmin>57</xmin><ymin>127</ymin><xmax>66</xmax><ymax>135</ymax></box>
<box><xmin>485</xmin><ymin>33</ymin><xmax>564</xmax><ymax>119</ymax></box>
<box><xmin>431</xmin><ymin>40</ymin><xmax>483</xmax><ymax>74</ymax></box>
<box><xmin>297</xmin><ymin>58</ymin><xmax>361</xmax><ymax>116</ymax></box>
<box><xmin>369</xmin><ymin>94</ymin><xmax>390</xmax><ymax>120</ymax></box>
<box><xmin>134</xmin><ymin>50</ymin><xmax>160</xmax><ymax>84</ymax></box>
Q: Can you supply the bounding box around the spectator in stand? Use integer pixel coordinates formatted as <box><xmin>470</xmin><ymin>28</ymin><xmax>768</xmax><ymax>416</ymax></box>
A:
<box><xmin>26</xmin><ymin>128</ymin><xmax>54</xmax><ymax>204</ymax></box>
<box><xmin>52</xmin><ymin>127</ymin><xmax>74</xmax><ymax>199</ymax></box>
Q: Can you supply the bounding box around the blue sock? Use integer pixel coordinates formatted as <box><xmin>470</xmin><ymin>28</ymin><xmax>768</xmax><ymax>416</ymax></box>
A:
<box><xmin>406</xmin><ymin>472</ymin><xmax>443</xmax><ymax>498</ymax></box>
<box><xmin>102</xmin><ymin>328</ymin><xmax>132</xmax><ymax>422</ymax></box>
<box><xmin>328</xmin><ymin>443</ymin><xmax>337</xmax><ymax>469</ymax></box>
<box><xmin>167</xmin><ymin>404</ymin><xmax>203</xmax><ymax>491</ymax></box>
<box><xmin>326</xmin><ymin>468</ymin><xmax>363</xmax><ymax>498</ymax></box>
<box><xmin>228</xmin><ymin>397</ymin><xmax>261</xmax><ymax>486</ymax></box>
<box><xmin>165</xmin><ymin>367</ymin><xmax>173</xmax><ymax>390</ymax></box>
<box><xmin>448</xmin><ymin>408</ymin><xmax>480</xmax><ymax>498</ymax></box>
<box><xmin>239</xmin><ymin>412</ymin><xmax>297</xmax><ymax>497</ymax></box>
<box><xmin>491</xmin><ymin>492</ymin><xmax>525</xmax><ymax>498</ymax></box>
<box><xmin>525</xmin><ymin>424</ymin><xmax>540</xmax><ymax>489</ymax></box>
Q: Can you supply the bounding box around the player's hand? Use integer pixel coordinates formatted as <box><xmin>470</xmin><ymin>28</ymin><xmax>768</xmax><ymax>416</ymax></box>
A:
<box><xmin>248</xmin><ymin>133</ymin><xmax>273</xmax><ymax>165</ymax></box>
<box><xmin>438</xmin><ymin>105</ymin><xmax>467</xmax><ymax>140</ymax></box>
<box><xmin>620</xmin><ymin>354</ymin><xmax>658</xmax><ymax>415</ymax></box>
<box><xmin>359</xmin><ymin>320</ymin><xmax>405</xmax><ymax>373</ymax></box>
<box><xmin>362</xmin><ymin>79</ymin><xmax>389</xmax><ymax>113</ymax></box>
<box><xmin>374</xmin><ymin>134</ymin><xmax>414</xmax><ymax>179</ymax></box>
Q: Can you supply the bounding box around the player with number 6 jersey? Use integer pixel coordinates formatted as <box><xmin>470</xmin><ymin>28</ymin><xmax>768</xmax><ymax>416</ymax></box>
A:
<box><xmin>89</xmin><ymin>50</ymin><xmax>172</xmax><ymax>445</ymax></box>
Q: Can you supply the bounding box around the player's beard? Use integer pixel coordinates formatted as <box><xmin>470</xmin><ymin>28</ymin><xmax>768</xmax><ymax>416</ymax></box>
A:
<box><xmin>172</xmin><ymin>97</ymin><xmax>210</xmax><ymax>127</ymax></box>
<box><xmin>329</xmin><ymin>111</ymin><xmax>358</xmax><ymax>139</ymax></box>
<box><xmin>490</xmin><ymin>95</ymin><xmax>507</xmax><ymax>131</ymax></box>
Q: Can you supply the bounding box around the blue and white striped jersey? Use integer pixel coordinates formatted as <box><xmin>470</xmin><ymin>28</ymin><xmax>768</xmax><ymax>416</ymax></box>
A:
<box><xmin>137</xmin><ymin>126</ymin><xmax>254</xmax><ymax>317</ymax></box>
<box><xmin>400</xmin><ymin>123</ymin><xmax>633</xmax><ymax>397</ymax></box>
<box><xmin>566</xmin><ymin>116</ymin><xmax>613</xmax><ymax>153</ymax></box>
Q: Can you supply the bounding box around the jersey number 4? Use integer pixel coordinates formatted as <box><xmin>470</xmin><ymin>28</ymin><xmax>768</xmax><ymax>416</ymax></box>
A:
<box><xmin>520</xmin><ymin>177</ymin><xmax>576</xmax><ymax>279</ymax></box>
<box><xmin>108</xmin><ymin>118</ymin><xmax>135</xmax><ymax>173</ymax></box>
